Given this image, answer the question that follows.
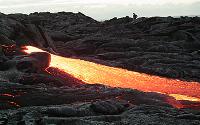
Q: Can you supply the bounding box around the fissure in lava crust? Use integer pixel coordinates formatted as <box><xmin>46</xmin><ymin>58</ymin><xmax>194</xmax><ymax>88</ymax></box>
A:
<box><xmin>23</xmin><ymin>46</ymin><xmax>200</xmax><ymax>109</ymax></box>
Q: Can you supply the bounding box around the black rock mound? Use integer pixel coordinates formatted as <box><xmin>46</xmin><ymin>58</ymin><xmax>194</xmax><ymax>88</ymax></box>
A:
<box><xmin>0</xmin><ymin>12</ymin><xmax>200</xmax><ymax>125</ymax></box>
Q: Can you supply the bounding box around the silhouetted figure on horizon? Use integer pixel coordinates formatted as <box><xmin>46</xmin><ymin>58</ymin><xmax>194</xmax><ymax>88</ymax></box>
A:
<box><xmin>133</xmin><ymin>13</ymin><xmax>138</xmax><ymax>20</ymax></box>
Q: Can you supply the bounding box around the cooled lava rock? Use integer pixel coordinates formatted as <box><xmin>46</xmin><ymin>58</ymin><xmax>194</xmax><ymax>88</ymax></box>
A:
<box><xmin>16</xmin><ymin>52</ymin><xmax>51</xmax><ymax>72</ymax></box>
<box><xmin>0</xmin><ymin>12</ymin><xmax>200</xmax><ymax>124</ymax></box>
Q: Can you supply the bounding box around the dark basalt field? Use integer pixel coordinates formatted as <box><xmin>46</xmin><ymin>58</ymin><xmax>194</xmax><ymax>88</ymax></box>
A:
<box><xmin>0</xmin><ymin>12</ymin><xmax>200</xmax><ymax>125</ymax></box>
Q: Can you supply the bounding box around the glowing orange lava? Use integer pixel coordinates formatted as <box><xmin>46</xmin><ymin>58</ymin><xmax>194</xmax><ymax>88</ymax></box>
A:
<box><xmin>23</xmin><ymin>46</ymin><xmax>200</xmax><ymax>108</ymax></box>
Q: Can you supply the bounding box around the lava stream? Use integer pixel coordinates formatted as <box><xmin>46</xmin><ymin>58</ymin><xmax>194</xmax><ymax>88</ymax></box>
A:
<box><xmin>23</xmin><ymin>46</ymin><xmax>200</xmax><ymax>108</ymax></box>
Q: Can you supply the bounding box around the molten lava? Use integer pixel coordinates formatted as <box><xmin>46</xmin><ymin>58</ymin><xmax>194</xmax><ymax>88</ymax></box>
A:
<box><xmin>23</xmin><ymin>46</ymin><xmax>200</xmax><ymax>108</ymax></box>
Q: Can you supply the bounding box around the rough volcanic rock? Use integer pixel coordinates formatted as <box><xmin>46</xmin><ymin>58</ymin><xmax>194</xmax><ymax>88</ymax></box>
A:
<box><xmin>0</xmin><ymin>12</ymin><xmax>200</xmax><ymax>124</ymax></box>
<box><xmin>1</xmin><ymin>103</ymin><xmax>200</xmax><ymax>125</ymax></box>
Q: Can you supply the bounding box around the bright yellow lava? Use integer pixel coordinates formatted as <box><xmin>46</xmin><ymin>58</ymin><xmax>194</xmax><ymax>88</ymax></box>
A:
<box><xmin>169</xmin><ymin>94</ymin><xmax>200</xmax><ymax>102</ymax></box>
<box><xmin>23</xmin><ymin>46</ymin><xmax>200</xmax><ymax>108</ymax></box>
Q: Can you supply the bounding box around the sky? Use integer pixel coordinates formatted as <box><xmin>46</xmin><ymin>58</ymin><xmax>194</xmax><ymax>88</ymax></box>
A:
<box><xmin>0</xmin><ymin>0</ymin><xmax>200</xmax><ymax>20</ymax></box>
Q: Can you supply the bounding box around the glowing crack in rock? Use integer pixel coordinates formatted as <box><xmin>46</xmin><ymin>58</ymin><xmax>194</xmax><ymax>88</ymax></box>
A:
<box><xmin>23</xmin><ymin>46</ymin><xmax>200</xmax><ymax>108</ymax></box>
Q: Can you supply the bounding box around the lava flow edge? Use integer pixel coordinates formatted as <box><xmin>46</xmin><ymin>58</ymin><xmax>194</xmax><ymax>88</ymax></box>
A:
<box><xmin>22</xmin><ymin>46</ymin><xmax>200</xmax><ymax>109</ymax></box>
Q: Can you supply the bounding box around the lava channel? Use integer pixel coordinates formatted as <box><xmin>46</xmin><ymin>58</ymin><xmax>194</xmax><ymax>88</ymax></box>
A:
<box><xmin>23</xmin><ymin>46</ymin><xmax>200</xmax><ymax>109</ymax></box>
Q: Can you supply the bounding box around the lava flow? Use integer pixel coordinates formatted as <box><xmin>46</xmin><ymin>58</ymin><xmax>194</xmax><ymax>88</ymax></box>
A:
<box><xmin>23</xmin><ymin>46</ymin><xmax>200</xmax><ymax>108</ymax></box>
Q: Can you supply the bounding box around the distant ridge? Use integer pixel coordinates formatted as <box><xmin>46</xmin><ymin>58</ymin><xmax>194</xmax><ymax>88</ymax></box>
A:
<box><xmin>174</xmin><ymin>15</ymin><xmax>200</xmax><ymax>18</ymax></box>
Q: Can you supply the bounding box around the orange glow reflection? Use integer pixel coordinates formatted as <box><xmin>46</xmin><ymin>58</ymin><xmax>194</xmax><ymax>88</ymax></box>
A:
<box><xmin>23</xmin><ymin>46</ymin><xmax>200</xmax><ymax>108</ymax></box>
